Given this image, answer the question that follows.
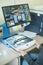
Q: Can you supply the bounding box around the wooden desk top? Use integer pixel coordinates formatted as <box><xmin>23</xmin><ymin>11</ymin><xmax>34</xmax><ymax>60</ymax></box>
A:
<box><xmin>33</xmin><ymin>35</ymin><xmax>43</xmax><ymax>44</ymax></box>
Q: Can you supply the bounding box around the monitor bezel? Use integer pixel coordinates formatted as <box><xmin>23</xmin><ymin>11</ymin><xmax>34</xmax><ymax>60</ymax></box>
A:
<box><xmin>2</xmin><ymin>4</ymin><xmax>31</xmax><ymax>28</ymax></box>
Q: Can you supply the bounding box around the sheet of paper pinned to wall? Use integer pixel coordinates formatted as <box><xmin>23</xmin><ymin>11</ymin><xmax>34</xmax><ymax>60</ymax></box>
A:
<box><xmin>19</xmin><ymin>31</ymin><xmax>37</xmax><ymax>38</ymax></box>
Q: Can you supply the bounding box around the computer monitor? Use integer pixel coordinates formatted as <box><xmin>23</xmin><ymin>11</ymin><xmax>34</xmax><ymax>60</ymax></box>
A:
<box><xmin>2</xmin><ymin>4</ymin><xmax>31</xmax><ymax>28</ymax></box>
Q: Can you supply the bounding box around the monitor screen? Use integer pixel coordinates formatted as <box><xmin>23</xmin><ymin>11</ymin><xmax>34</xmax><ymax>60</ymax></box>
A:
<box><xmin>2</xmin><ymin>4</ymin><xmax>31</xmax><ymax>28</ymax></box>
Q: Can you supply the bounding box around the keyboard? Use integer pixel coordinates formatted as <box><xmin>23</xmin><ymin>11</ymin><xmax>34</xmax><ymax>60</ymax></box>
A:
<box><xmin>2</xmin><ymin>34</ymin><xmax>36</xmax><ymax>51</ymax></box>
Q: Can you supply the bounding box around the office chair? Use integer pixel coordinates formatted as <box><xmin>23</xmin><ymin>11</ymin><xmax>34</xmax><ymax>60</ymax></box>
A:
<box><xmin>22</xmin><ymin>53</ymin><xmax>38</xmax><ymax>65</ymax></box>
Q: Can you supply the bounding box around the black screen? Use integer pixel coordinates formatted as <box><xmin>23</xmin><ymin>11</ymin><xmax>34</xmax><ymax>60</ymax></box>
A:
<box><xmin>2</xmin><ymin>4</ymin><xmax>31</xmax><ymax>28</ymax></box>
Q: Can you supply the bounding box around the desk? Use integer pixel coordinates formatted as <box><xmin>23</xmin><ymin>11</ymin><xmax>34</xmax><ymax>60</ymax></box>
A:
<box><xmin>0</xmin><ymin>35</ymin><xmax>43</xmax><ymax>65</ymax></box>
<box><xmin>0</xmin><ymin>43</ymin><xmax>20</xmax><ymax>65</ymax></box>
<box><xmin>33</xmin><ymin>35</ymin><xmax>43</xmax><ymax>44</ymax></box>
<box><xmin>26</xmin><ymin>35</ymin><xmax>43</xmax><ymax>52</ymax></box>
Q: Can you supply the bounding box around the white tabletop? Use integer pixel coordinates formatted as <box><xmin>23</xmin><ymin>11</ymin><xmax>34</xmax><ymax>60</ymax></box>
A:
<box><xmin>0</xmin><ymin>43</ymin><xmax>20</xmax><ymax>65</ymax></box>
